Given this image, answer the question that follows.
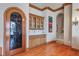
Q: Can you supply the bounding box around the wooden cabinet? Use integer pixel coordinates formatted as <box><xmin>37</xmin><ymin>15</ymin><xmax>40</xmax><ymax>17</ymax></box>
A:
<box><xmin>29</xmin><ymin>34</ymin><xmax>46</xmax><ymax>48</ymax></box>
<box><xmin>29</xmin><ymin>13</ymin><xmax>44</xmax><ymax>30</ymax></box>
<box><xmin>29</xmin><ymin>38</ymin><xmax>37</xmax><ymax>48</ymax></box>
<box><xmin>40</xmin><ymin>36</ymin><xmax>46</xmax><ymax>44</ymax></box>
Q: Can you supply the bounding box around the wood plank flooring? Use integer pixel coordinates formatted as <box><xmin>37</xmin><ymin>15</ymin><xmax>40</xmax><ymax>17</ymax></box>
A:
<box><xmin>15</xmin><ymin>41</ymin><xmax>79</xmax><ymax>56</ymax></box>
<box><xmin>0</xmin><ymin>47</ymin><xmax>2</xmax><ymax>56</ymax></box>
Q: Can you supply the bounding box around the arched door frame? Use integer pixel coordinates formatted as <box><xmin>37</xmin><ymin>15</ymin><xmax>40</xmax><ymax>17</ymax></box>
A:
<box><xmin>4</xmin><ymin>7</ymin><xmax>26</xmax><ymax>55</ymax></box>
<box><xmin>56</xmin><ymin>13</ymin><xmax>64</xmax><ymax>39</ymax></box>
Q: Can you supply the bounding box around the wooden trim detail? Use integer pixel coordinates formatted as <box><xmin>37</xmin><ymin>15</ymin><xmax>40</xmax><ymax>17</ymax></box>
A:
<box><xmin>29</xmin><ymin>13</ymin><xmax>44</xmax><ymax>18</ymax></box>
<box><xmin>29</xmin><ymin>3</ymin><xmax>72</xmax><ymax>12</ymax></box>
<box><xmin>54</xmin><ymin>6</ymin><xmax>64</xmax><ymax>11</ymax></box>
<box><xmin>48</xmin><ymin>40</ymin><xmax>56</xmax><ymax>44</ymax></box>
<box><xmin>30</xmin><ymin>3</ymin><xmax>65</xmax><ymax>12</ymax></box>
<box><xmin>42</xmin><ymin>6</ymin><xmax>64</xmax><ymax>12</ymax></box>
<box><xmin>42</xmin><ymin>7</ymin><xmax>55</xmax><ymax>11</ymax></box>
<box><xmin>29</xmin><ymin>34</ymin><xmax>46</xmax><ymax>39</ymax></box>
<box><xmin>29</xmin><ymin>4</ymin><xmax>42</xmax><ymax>11</ymax></box>
<box><xmin>63</xmin><ymin>3</ymin><xmax>72</xmax><ymax>6</ymax></box>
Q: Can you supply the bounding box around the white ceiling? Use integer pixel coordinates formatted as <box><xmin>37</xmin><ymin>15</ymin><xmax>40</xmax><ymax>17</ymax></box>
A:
<box><xmin>32</xmin><ymin>3</ymin><xmax>64</xmax><ymax>9</ymax></box>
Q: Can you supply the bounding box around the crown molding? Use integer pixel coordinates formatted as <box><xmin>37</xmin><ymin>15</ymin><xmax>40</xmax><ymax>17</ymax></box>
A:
<box><xmin>63</xmin><ymin>3</ymin><xmax>72</xmax><ymax>6</ymax></box>
<box><xmin>29</xmin><ymin>13</ymin><xmax>44</xmax><ymax>18</ymax></box>
<box><xmin>29</xmin><ymin>4</ymin><xmax>43</xmax><ymax>11</ymax></box>
<box><xmin>54</xmin><ymin>6</ymin><xmax>64</xmax><ymax>11</ymax></box>
<box><xmin>29</xmin><ymin>3</ymin><xmax>72</xmax><ymax>12</ymax></box>
<box><xmin>41</xmin><ymin>7</ymin><xmax>55</xmax><ymax>11</ymax></box>
<box><xmin>29</xmin><ymin>3</ymin><xmax>64</xmax><ymax>12</ymax></box>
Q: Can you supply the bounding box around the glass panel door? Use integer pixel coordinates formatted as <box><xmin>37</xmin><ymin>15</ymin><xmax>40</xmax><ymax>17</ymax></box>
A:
<box><xmin>10</xmin><ymin>12</ymin><xmax>22</xmax><ymax>50</ymax></box>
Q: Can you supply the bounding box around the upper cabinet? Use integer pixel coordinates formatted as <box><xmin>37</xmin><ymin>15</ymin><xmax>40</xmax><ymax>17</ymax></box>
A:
<box><xmin>29</xmin><ymin>13</ymin><xmax>44</xmax><ymax>30</ymax></box>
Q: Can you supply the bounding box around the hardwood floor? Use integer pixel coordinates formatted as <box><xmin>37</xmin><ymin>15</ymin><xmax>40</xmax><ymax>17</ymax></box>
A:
<box><xmin>0</xmin><ymin>47</ymin><xmax>2</xmax><ymax>56</ymax></box>
<box><xmin>15</xmin><ymin>41</ymin><xmax>79</xmax><ymax>56</ymax></box>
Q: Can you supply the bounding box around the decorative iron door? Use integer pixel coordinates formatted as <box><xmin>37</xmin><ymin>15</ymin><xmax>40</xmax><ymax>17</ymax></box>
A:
<box><xmin>4</xmin><ymin>7</ymin><xmax>26</xmax><ymax>56</ymax></box>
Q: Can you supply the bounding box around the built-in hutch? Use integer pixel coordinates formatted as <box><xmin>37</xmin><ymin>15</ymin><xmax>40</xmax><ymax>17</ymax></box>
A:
<box><xmin>29</xmin><ymin>13</ymin><xmax>46</xmax><ymax>48</ymax></box>
<box><xmin>29</xmin><ymin>13</ymin><xmax>44</xmax><ymax>30</ymax></box>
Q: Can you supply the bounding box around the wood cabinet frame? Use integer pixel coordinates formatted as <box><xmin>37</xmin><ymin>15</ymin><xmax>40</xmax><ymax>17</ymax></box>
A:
<box><xmin>29</xmin><ymin>13</ymin><xmax>44</xmax><ymax>30</ymax></box>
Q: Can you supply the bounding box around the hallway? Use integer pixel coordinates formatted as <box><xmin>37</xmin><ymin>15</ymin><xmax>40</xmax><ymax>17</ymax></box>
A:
<box><xmin>15</xmin><ymin>41</ymin><xmax>79</xmax><ymax>56</ymax></box>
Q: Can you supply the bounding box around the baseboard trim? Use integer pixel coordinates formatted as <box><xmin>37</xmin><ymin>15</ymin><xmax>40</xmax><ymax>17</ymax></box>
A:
<box><xmin>0</xmin><ymin>47</ymin><xmax>2</xmax><ymax>56</ymax></box>
<box><xmin>71</xmin><ymin>47</ymin><xmax>79</xmax><ymax>51</ymax></box>
<box><xmin>64</xmin><ymin>41</ymin><xmax>71</xmax><ymax>46</ymax></box>
<box><xmin>47</xmin><ymin>40</ymin><xmax>56</xmax><ymax>44</ymax></box>
<box><xmin>56</xmin><ymin>40</ymin><xmax>64</xmax><ymax>44</ymax></box>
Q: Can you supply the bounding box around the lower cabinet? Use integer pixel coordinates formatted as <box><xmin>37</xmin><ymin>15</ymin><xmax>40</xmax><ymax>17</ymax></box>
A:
<box><xmin>40</xmin><ymin>38</ymin><xmax>46</xmax><ymax>45</ymax></box>
<box><xmin>29</xmin><ymin>34</ymin><xmax>46</xmax><ymax>48</ymax></box>
<box><xmin>29</xmin><ymin>38</ymin><xmax>36</xmax><ymax>48</ymax></box>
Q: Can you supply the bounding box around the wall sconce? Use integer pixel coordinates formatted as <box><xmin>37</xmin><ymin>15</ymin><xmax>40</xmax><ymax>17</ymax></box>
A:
<box><xmin>72</xmin><ymin>17</ymin><xmax>78</xmax><ymax>26</ymax></box>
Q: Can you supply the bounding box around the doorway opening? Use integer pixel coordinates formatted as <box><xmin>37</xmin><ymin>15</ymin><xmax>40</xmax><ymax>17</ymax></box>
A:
<box><xmin>56</xmin><ymin>13</ymin><xmax>64</xmax><ymax>40</ymax></box>
<box><xmin>4</xmin><ymin>7</ymin><xmax>26</xmax><ymax>56</ymax></box>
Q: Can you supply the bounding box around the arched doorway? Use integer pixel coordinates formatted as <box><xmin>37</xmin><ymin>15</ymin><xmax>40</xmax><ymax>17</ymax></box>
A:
<box><xmin>56</xmin><ymin>13</ymin><xmax>64</xmax><ymax>39</ymax></box>
<box><xmin>4</xmin><ymin>7</ymin><xmax>26</xmax><ymax>55</ymax></box>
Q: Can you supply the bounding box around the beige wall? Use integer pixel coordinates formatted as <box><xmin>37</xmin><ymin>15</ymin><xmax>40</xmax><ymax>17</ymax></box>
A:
<box><xmin>64</xmin><ymin>5</ymin><xmax>72</xmax><ymax>46</ymax></box>
<box><xmin>72</xmin><ymin>3</ymin><xmax>79</xmax><ymax>50</ymax></box>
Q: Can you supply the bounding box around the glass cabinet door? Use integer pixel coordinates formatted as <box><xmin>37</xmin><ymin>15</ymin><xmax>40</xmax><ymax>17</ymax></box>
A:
<box><xmin>36</xmin><ymin>17</ymin><xmax>40</xmax><ymax>29</ymax></box>
<box><xmin>29</xmin><ymin>16</ymin><xmax>32</xmax><ymax>29</ymax></box>
<box><xmin>32</xmin><ymin>16</ymin><xmax>36</xmax><ymax>29</ymax></box>
<box><xmin>40</xmin><ymin>18</ymin><xmax>44</xmax><ymax>29</ymax></box>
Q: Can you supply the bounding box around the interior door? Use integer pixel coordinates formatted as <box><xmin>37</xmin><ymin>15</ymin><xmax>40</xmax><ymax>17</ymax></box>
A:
<box><xmin>4</xmin><ymin>7</ymin><xmax>26</xmax><ymax>56</ymax></box>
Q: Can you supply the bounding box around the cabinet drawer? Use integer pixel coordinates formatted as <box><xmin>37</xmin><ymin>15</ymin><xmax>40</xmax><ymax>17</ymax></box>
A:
<box><xmin>29</xmin><ymin>38</ymin><xmax>37</xmax><ymax>48</ymax></box>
